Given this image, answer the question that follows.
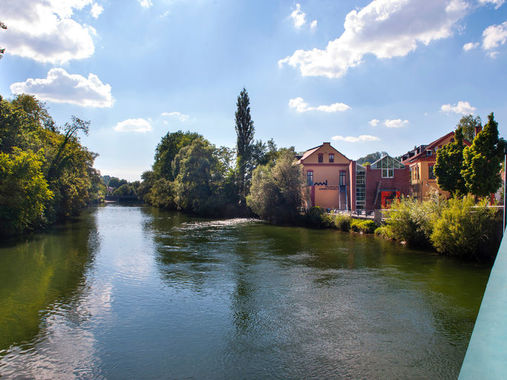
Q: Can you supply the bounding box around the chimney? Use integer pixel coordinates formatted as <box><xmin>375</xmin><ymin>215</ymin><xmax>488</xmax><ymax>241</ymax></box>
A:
<box><xmin>474</xmin><ymin>126</ymin><xmax>482</xmax><ymax>138</ymax></box>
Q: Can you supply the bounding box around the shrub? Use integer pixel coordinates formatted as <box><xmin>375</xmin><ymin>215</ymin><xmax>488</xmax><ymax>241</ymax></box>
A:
<box><xmin>320</xmin><ymin>213</ymin><xmax>335</xmax><ymax>228</ymax></box>
<box><xmin>431</xmin><ymin>195</ymin><xmax>499</xmax><ymax>260</ymax></box>
<box><xmin>375</xmin><ymin>225</ymin><xmax>394</xmax><ymax>239</ymax></box>
<box><xmin>334</xmin><ymin>215</ymin><xmax>351</xmax><ymax>232</ymax></box>
<box><xmin>304</xmin><ymin>206</ymin><xmax>326</xmax><ymax>227</ymax></box>
<box><xmin>385</xmin><ymin>196</ymin><xmax>445</xmax><ymax>247</ymax></box>
<box><xmin>350</xmin><ymin>219</ymin><xmax>377</xmax><ymax>234</ymax></box>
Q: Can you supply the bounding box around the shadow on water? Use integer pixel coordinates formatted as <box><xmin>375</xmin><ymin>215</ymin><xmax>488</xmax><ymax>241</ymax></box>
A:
<box><xmin>0</xmin><ymin>209</ymin><xmax>99</xmax><ymax>352</ymax></box>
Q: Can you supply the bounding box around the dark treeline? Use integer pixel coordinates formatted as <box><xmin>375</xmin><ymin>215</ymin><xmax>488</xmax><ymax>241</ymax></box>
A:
<box><xmin>0</xmin><ymin>94</ymin><xmax>105</xmax><ymax>236</ymax></box>
<box><xmin>138</xmin><ymin>88</ymin><xmax>305</xmax><ymax>221</ymax></box>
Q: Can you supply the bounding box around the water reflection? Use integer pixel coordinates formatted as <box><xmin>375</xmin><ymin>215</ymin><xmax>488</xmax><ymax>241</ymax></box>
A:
<box><xmin>0</xmin><ymin>210</ymin><xmax>102</xmax><ymax>377</ymax></box>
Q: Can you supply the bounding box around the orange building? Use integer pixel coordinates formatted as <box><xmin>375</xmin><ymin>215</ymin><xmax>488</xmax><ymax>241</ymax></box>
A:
<box><xmin>401</xmin><ymin>131</ymin><xmax>471</xmax><ymax>200</ymax></box>
<box><xmin>297</xmin><ymin>142</ymin><xmax>356</xmax><ymax>211</ymax></box>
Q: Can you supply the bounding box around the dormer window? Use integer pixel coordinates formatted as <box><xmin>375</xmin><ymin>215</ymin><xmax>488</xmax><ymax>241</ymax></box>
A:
<box><xmin>318</xmin><ymin>153</ymin><xmax>323</xmax><ymax>163</ymax></box>
<box><xmin>329</xmin><ymin>154</ymin><xmax>334</xmax><ymax>163</ymax></box>
<box><xmin>426</xmin><ymin>150</ymin><xmax>432</xmax><ymax>156</ymax></box>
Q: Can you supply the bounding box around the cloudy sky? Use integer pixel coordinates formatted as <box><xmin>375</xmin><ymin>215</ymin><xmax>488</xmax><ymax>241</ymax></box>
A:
<box><xmin>1</xmin><ymin>0</ymin><xmax>506</xmax><ymax>180</ymax></box>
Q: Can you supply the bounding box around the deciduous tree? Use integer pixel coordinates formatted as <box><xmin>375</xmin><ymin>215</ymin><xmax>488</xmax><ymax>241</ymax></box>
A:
<box><xmin>457</xmin><ymin>114</ymin><xmax>481</xmax><ymax>142</ymax></box>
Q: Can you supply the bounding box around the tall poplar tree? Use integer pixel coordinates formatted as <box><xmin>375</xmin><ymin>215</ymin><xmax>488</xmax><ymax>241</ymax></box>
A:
<box><xmin>235</xmin><ymin>88</ymin><xmax>254</xmax><ymax>206</ymax></box>
<box><xmin>434</xmin><ymin>127</ymin><xmax>466</xmax><ymax>195</ymax></box>
<box><xmin>462</xmin><ymin>113</ymin><xmax>504</xmax><ymax>197</ymax></box>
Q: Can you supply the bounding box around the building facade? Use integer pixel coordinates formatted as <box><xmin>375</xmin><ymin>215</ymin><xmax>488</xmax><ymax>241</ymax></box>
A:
<box><xmin>364</xmin><ymin>155</ymin><xmax>410</xmax><ymax>210</ymax></box>
<box><xmin>297</xmin><ymin>142</ymin><xmax>356</xmax><ymax>211</ymax></box>
<box><xmin>401</xmin><ymin>131</ymin><xmax>471</xmax><ymax>200</ymax></box>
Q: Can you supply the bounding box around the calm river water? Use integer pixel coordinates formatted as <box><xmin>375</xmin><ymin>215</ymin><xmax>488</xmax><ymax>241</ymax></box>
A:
<box><xmin>0</xmin><ymin>205</ymin><xmax>491</xmax><ymax>379</ymax></box>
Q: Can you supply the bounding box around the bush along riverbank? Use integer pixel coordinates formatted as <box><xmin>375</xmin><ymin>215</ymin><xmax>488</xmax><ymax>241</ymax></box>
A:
<box><xmin>302</xmin><ymin>195</ymin><xmax>501</xmax><ymax>263</ymax></box>
<box><xmin>375</xmin><ymin>195</ymin><xmax>501</xmax><ymax>262</ymax></box>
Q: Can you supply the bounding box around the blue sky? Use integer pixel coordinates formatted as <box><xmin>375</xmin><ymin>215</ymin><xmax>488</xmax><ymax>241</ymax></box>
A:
<box><xmin>1</xmin><ymin>0</ymin><xmax>507</xmax><ymax>180</ymax></box>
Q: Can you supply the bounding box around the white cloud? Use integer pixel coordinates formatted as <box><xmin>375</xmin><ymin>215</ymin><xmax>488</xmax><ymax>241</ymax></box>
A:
<box><xmin>90</xmin><ymin>3</ymin><xmax>103</xmax><ymax>18</ymax></box>
<box><xmin>479</xmin><ymin>0</ymin><xmax>505</xmax><ymax>9</ymax></box>
<box><xmin>139</xmin><ymin>0</ymin><xmax>153</xmax><ymax>8</ymax></box>
<box><xmin>288</xmin><ymin>97</ymin><xmax>350</xmax><ymax>113</ymax></box>
<box><xmin>10</xmin><ymin>68</ymin><xmax>113</xmax><ymax>108</ymax></box>
<box><xmin>384</xmin><ymin>119</ymin><xmax>409</xmax><ymax>128</ymax></box>
<box><xmin>369</xmin><ymin>119</ymin><xmax>380</xmax><ymax>127</ymax></box>
<box><xmin>310</xmin><ymin>20</ymin><xmax>318</xmax><ymax>30</ymax></box>
<box><xmin>463</xmin><ymin>42</ymin><xmax>479</xmax><ymax>51</ymax></box>
<box><xmin>279</xmin><ymin>0</ymin><xmax>468</xmax><ymax>78</ymax></box>
<box><xmin>0</xmin><ymin>0</ymin><xmax>97</xmax><ymax>64</ymax></box>
<box><xmin>332</xmin><ymin>135</ymin><xmax>380</xmax><ymax>143</ymax></box>
<box><xmin>290</xmin><ymin>4</ymin><xmax>306</xmax><ymax>28</ymax></box>
<box><xmin>114</xmin><ymin>118</ymin><xmax>152</xmax><ymax>133</ymax></box>
<box><xmin>482</xmin><ymin>21</ymin><xmax>507</xmax><ymax>57</ymax></box>
<box><xmin>441</xmin><ymin>101</ymin><xmax>476</xmax><ymax>114</ymax></box>
<box><xmin>161</xmin><ymin>111</ymin><xmax>189</xmax><ymax>122</ymax></box>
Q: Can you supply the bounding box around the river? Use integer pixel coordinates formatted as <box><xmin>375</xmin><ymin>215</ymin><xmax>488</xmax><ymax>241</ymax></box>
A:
<box><xmin>0</xmin><ymin>205</ymin><xmax>490</xmax><ymax>379</ymax></box>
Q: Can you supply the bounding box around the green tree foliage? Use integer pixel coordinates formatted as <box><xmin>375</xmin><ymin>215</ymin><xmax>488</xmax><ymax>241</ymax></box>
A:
<box><xmin>173</xmin><ymin>139</ymin><xmax>221</xmax><ymax>214</ymax></box>
<box><xmin>431</xmin><ymin>195</ymin><xmax>498</xmax><ymax>260</ymax></box>
<box><xmin>0</xmin><ymin>94</ymin><xmax>101</xmax><ymax>235</ymax></box>
<box><xmin>153</xmin><ymin>130</ymin><xmax>201</xmax><ymax>180</ymax></box>
<box><xmin>0</xmin><ymin>148</ymin><xmax>53</xmax><ymax>235</ymax></box>
<box><xmin>247</xmin><ymin>150</ymin><xmax>303</xmax><ymax>223</ymax></box>
<box><xmin>457</xmin><ymin>114</ymin><xmax>481</xmax><ymax>142</ymax></box>
<box><xmin>112</xmin><ymin>183</ymin><xmax>137</xmax><ymax>198</ymax></box>
<box><xmin>434</xmin><ymin>127</ymin><xmax>467</xmax><ymax>195</ymax></box>
<box><xmin>462</xmin><ymin>113</ymin><xmax>504</xmax><ymax>197</ymax></box>
<box><xmin>235</xmin><ymin>88</ymin><xmax>255</xmax><ymax>206</ymax></box>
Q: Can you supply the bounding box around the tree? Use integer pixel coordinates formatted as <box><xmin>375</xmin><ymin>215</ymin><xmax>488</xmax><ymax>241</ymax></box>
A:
<box><xmin>153</xmin><ymin>131</ymin><xmax>201</xmax><ymax>180</ymax></box>
<box><xmin>247</xmin><ymin>150</ymin><xmax>303</xmax><ymax>223</ymax></box>
<box><xmin>434</xmin><ymin>127</ymin><xmax>466</xmax><ymax>195</ymax></box>
<box><xmin>0</xmin><ymin>148</ymin><xmax>53</xmax><ymax>235</ymax></box>
<box><xmin>235</xmin><ymin>88</ymin><xmax>255</xmax><ymax>206</ymax></box>
<box><xmin>457</xmin><ymin>114</ymin><xmax>481</xmax><ymax>142</ymax></box>
<box><xmin>173</xmin><ymin>138</ymin><xmax>220</xmax><ymax>214</ymax></box>
<box><xmin>462</xmin><ymin>113</ymin><xmax>504</xmax><ymax>197</ymax></box>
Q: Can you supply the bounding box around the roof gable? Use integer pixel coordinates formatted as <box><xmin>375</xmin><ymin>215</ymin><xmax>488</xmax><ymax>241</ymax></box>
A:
<box><xmin>298</xmin><ymin>142</ymin><xmax>351</xmax><ymax>164</ymax></box>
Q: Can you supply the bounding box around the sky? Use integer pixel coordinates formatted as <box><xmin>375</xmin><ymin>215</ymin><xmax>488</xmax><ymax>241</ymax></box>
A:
<box><xmin>1</xmin><ymin>0</ymin><xmax>507</xmax><ymax>181</ymax></box>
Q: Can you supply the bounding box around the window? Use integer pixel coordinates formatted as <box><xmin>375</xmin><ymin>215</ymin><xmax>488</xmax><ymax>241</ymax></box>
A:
<box><xmin>411</xmin><ymin>166</ymin><xmax>420</xmax><ymax>181</ymax></box>
<box><xmin>329</xmin><ymin>153</ymin><xmax>334</xmax><ymax>163</ymax></box>
<box><xmin>339</xmin><ymin>171</ymin><xmax>346</xmax><ymax>186</ymax></box>
<box><xmin>371</xmin><ymin>155</ymin><xmax>402</xmax><ymax>178</ymax></box>
<box><xmin>428</xmin><ymin>164</ymin><xmax>436</xmax><ymax>179</ymax></box>
<box><xmin>318</xmin><ymin>153</ymin><xmax>323</xmax><ymax>163</ymax></box>
<box><xmin>307</xmin><ymin>171</ymin><xmax>314</xmax><ymax>185</ymax></box>
<box><xmin>356</xmin><ymin>166</ymin><xmax>366</xmax><ymax>209</ymax></box>
<box><xmin>426</xmin><ymin>150</ymin><xmax>432</xmax><ymax>156</ymax></box>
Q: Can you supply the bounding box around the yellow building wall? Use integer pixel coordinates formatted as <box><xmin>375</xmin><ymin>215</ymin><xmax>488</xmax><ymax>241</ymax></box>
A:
<box><xmin>314</xmin><ymin>187</ymin><xmax>340</xmax><ymax>209</ymax></box>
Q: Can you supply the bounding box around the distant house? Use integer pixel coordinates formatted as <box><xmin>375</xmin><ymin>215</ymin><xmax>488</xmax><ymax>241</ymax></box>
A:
<box><xmin>297</xmin><ymin>142</ymin><xmax>356</xmax><ymax>211</ymax></box>
<box><xmin>363</xmin><ymin>155</ymin><xmax>410</xmax><ymax>209</ymax></box>
<box><xmin>401</xmin><ymin>131</ymin><xmax>472</xmax><ymax>200</ymax></box>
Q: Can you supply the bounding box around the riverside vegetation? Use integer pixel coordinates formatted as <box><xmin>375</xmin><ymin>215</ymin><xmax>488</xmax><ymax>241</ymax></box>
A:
<box><xmin>0</xmin><ymin>94</ymin><xmax>105</xmax><ymax>236</ymax></box>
